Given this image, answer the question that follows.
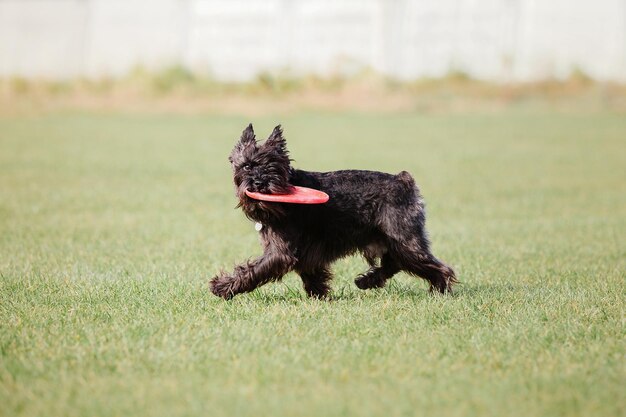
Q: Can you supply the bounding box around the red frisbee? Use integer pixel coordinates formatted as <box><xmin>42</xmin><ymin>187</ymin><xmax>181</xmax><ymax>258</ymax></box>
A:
<box><xmin>245</xmin><ymin>186</ymin><xmax>329</xmax><ymax>204</ymax></box>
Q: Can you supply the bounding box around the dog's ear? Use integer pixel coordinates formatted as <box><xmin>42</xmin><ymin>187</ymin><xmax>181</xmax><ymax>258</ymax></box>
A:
<box><xmin>240</xmin><ymin>123</ymin><xmax>256</xmax><ymax>145</ymax></box>
<box><xmin>229</xmin><ymin>123</ymin><xmax>256</xmax><ymax>163</ymax></box>
<box><xmin>263</xmin><ymin>125</ymin><xmax>288</xmax><ymax>156</ymax></box>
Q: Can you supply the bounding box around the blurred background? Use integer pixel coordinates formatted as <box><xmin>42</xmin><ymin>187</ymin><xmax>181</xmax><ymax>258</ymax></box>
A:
<box><xmin>1</xmin><ymin>0</ymin><xmax>625</xmax><ymax>81</ymax></box>
<box><xmin>1</xmin><ymin>0</ymin><xmax>625</xmax><ymax>114</ymax></box>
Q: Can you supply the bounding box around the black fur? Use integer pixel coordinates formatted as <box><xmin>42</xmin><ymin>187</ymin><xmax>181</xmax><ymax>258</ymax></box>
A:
<box><xmin>210</xmin><ymin>124</ymin><xmax>457</xmax><ymax>299</ymax></box>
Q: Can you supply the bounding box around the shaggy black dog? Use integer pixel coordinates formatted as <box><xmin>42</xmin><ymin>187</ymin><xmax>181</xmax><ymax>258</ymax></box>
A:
<box><xmin>210</xmin><ymin>124</ymin><xmax>456</xmax><ymax>299</ymax></box>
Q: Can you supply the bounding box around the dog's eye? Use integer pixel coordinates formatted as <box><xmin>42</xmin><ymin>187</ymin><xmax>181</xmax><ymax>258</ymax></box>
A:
<box><xmin>242</xmin><ymin>164</ymin><xmax>251</xmax><ymax>171</ymax></box>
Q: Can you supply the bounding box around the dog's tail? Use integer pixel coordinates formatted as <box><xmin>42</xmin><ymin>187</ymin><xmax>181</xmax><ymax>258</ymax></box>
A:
<box><xmin>396</xmin><ymin>170</ymin><xmax>415</xmax><ymax>187</ymax></box>
<box><xmin>395</xmin><ymin>170</ymin><xmax>424</xmax><ymax>206</ymax></box>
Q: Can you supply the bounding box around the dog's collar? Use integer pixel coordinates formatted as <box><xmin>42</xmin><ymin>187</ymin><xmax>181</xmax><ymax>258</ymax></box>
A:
<box><xmin>255</xmin><ymin>222</ymin><xmax>263</xmax><ymax>232</ymax></box>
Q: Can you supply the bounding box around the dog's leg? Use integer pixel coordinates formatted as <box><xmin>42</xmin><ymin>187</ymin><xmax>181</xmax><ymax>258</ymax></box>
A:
<box><xmin>415</xmin><ymin>256</ymin><xmax>456</xmax><ymax>294</ymax></box>
<box><xmin>355</xmin><ymin>254</ymin><xmax>400</xmax><ymax>290</ymax></box>
<box><xmin>393</xmin><ymin>247</ymin><xmax>456</xmax><ymax>294</ymax></box>
<box><xmin>297</xmin><ymin>267</ymin><xmax>332</xmax><ymax>298</ymax></box>
<box><xmin>210</xmin><ymin>252</ymin><xmax>296</xmax><ymax>299</ymax></box>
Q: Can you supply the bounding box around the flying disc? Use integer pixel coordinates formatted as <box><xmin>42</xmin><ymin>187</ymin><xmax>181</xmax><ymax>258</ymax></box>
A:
<box><xmin>245</xmin><ymin>186</ymin><xmax>329</xmax><ymax>204</ymax></box>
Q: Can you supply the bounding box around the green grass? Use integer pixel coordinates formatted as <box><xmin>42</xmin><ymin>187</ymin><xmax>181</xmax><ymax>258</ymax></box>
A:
<box><xmin>0</xmin><ymin>110</ymin><xmax>624</xmax><ymax>417</ymax></box>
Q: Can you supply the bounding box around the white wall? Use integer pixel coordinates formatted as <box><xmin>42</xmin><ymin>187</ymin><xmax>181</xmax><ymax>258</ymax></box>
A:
<box><xmin>0</xmin><ymin>0</ymin><xmax>624</xmax><ymax>81</ymax></box>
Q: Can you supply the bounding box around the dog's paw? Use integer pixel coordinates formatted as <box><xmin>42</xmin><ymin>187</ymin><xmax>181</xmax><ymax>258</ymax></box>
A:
<box><xmin>210</xmin><ymin>274</ymin><xmax>236</xmax><ymax>300</ymax></box>
<box><xmin>429</xmin><ymin>275</ymin><xmax>456</xmax><ymax>295</ymax></box>
<box><xmin>355</xmin><ymin>272</ymin><xmax>385</xmax><ymax>290</ymax></box>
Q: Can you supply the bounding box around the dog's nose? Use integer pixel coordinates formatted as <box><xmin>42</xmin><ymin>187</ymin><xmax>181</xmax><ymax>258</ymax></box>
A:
<box><xmin>253</xmin><ymin>179</ymin><xmax>263</xmax><ymax>188</ymax></box>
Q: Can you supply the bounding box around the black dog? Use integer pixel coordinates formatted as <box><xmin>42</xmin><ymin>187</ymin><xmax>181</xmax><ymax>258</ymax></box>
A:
<box><xmin>210</xmin><ymin>124</ymin><xmax>456</xmax><ymax>299</ymax></box>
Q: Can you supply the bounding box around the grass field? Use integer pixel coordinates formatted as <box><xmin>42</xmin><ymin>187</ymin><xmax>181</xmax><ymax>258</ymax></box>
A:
<box><xmin>0</xmin><ymin>109</ymin><xmax>624</xmax><ymax>417</ymax></box>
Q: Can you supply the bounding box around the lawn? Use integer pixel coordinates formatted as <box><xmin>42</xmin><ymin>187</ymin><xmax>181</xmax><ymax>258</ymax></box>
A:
<box><xmin>0</xmin><ymin>110</ymin><xmax>624</xmax><ymax>417</ymax></box>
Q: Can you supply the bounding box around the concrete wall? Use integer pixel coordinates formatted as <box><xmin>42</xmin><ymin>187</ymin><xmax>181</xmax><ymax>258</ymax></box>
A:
<box><xmin>1</xmin><ymin>0</ymin><xmax>624</xmax><ymax>81</ymax></box>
